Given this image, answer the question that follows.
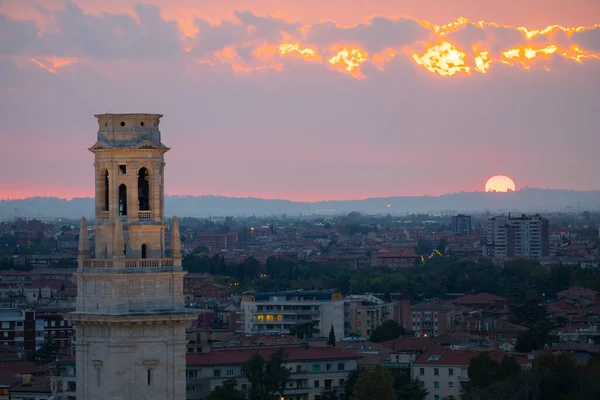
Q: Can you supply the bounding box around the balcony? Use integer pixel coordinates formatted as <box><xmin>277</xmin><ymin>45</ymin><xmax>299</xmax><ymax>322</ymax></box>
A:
<box><xmin>81</xmin><ymin>258</ymin><xmax>179</xmax><ymax>272</ymax></box>
<box><xmin>138</xmin><ymin>210</ymin><xmax>152</xmax><ymax>220</ymax></box>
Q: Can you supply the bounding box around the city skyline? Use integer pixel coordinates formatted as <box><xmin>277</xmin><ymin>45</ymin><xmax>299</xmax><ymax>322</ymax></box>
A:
<box><xmin>1</xmin><ymin>0</ymin><xmax>599</xmax><ymax>201</ymax></box>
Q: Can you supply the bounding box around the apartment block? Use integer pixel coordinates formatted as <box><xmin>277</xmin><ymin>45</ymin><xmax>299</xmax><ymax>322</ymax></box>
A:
<box><xmin>344</xmin><ymin>294</ymin><xmax>396</xmax><ymax>338</ymax></box>
<box><xmin>0</xmin><ymin>309</ymin><xmax>43</xmax><ymax>352</ymax></box>
<box><xmin>239</xmin><ymin>290</ymin><xmax>345</xmax><ymax>341</ymax></box>
<box><xmin>185</xmin><ymin>346</ymin><xmax>360</xmax><ymax>400</ymax></box>
<box><xmin>451</xmin><ymin>215</ymin><xmax>472</xmax><ymax>236</ymax></box>
<box><xmin>484</xmin><ymin>214</ymin><xmax>549</xmax><ymax>258</ymax></box>
<box><xmin>410</xmin><ymin>301</ymin><xmax>458</xmax><ymax>338</ymax></box>
<box><xmin>412</xmin><ymin>348</ymin><xmax>529</xmax><ymax>400</ymax></box>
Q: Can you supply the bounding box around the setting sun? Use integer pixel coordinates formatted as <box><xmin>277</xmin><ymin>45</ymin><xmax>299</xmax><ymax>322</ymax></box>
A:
<box><xmin>485</xmin><ymin>175</ymin><xmax>516</xmax><ymax>192</ymax></box>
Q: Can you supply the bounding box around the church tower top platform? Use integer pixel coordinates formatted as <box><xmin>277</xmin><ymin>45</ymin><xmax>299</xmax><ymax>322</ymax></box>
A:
<box><xmin>93</xmin><ymin>113</ymin><xmax>166</xmax><ymax>149</ymax></box>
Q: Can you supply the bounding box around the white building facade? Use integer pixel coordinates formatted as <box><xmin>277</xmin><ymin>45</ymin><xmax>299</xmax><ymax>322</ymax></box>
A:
<box><xmin>239</xmin><ymin>290</ymin><xmax>345</xmax><ymax>341</ymax></box>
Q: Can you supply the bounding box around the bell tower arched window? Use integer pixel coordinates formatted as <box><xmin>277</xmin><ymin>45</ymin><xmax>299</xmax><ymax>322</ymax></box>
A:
<box><xmin>103</xmin><ymin>170</ymin><xmax>109</xmax><ymax>211</ymax></box>
<box><xmin>118</xmin><ymin>184</ymin><xmax>127</xmax><ymax>216</ymax></box>
<box><xmin>138</xmin><ymin>167</ymin><xmax>150</xmax><ymax>211</ymax></box>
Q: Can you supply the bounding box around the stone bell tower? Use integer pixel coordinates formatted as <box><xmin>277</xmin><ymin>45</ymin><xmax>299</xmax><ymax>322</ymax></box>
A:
<box><xmin>67</xmin><ymin>114</ymin><xmax>196</xmax><ymax>400</ymax></box>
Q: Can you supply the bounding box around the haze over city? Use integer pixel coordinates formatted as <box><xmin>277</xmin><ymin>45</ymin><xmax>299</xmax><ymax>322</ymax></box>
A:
<box><xmin>1</xmin><ymin>0</ymin><xmax>600</xmax><ymax>201</ymax></box>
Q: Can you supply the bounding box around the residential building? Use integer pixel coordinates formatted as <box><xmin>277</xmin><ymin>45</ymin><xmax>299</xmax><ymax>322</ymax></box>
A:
<box><xmin>50</xmin><ymin>355</ymin><xmax>77</xmax><ymax>400</ymax></box>
<box><xmin>239</xmin><ymin>290</ymin><xmax>345</xmax><ymax>341</ymax></box>
<box><xmin>412</xmin><ymin>348</ymin><xmax>529</xmax><ymax>400</ymax></box>
<box><xmin>344</xmin><ymin>294</ymin><xmax>395</xmax><ymax>338</ymax></box>
<box><xmin>410</xmin><ymin>301</ymin><xmax>459</xmax><ymax>338</ymax></box>
<box><xmin>0</xmin><ymin>309</ymin><xmax>44</xmax><ymax>352</ymax></box>
<box><xmin>66</xmin><ymin>113</ymin><xmax>198</xmax><ymax>400</ymax></box>
<box><xmin>8</xmin><ymin>376</ymin><xmax>51</xmax><ymax>400</ymax></box>
<box><xmin>484</xmin><ymin>214</ymin><xmax>549</xmax><ymax>258</ymax></box>
<box><xmin>451</xmin><ymin>215</ymin><xmax>472</xmax><ymax>236</ymax></box>
<box><xmin>185</xmin><ymin>346</ymin><xmax>361</xmax><ymax>400</ymax></box>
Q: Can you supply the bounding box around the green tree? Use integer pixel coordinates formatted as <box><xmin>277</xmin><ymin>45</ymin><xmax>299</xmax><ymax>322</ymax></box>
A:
<box><xmin>29</xmin><ymin>339</ymin><xmax>60</xmax><ymax>365</ymax></box>
<box><xmin>498</xmin><ymin>356</ymin><xmax>520</xmax><ymax>380</ymax></box>
<box><xmin>328</xmin><ymin>325</ymin><xmax>336</xmax><ymax>347</ymax></box>
<box><xmin>206</xmin><ymin>379</ymin><xmax>246</xmax><ymax>400</ymax></box>
<box><xmin>370</xmin><ymin>320</ymin><xmax>407</xmax><ymax>343</ymax></box>
<box><xmin>244</xmin><ymin>348</ymin><xmax>290</xmax><ymax>400</ymax></box>
<box><xmin>467</xmin><ymin>353</ymin><xmax>499</xmax><ymax>390</ymax></box>
<box><xmin>352</xmin><ymin>365</ymin><xmax>395</xmax><ymax>400</ymax></box>
<box><xmin>319</xmin><ymin>390</ymin><xmax>339</xmax><ymax>400</ymax></box>
<box><xmin>345</xmin><ymin>369</ymin><xmax>361</xmax><ymax>400</ymax></box>
<box><xmin>397</xmin><ymin>378</ymin><xmax>428</xmax><ymax>400</ymax></box>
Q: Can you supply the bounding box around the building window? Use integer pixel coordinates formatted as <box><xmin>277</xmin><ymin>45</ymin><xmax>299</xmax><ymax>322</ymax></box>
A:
<box><xmin>137</xmin><ymin>167</ymin><xmax>150</xmax><ymax>211</ymax></box>
<box><xmin>119</xmin><ymin>165</ymin><xmax>127</xmax><ymax>175</ymax></box>
<box><xmin>434</xmin><ymin>368</ymin><xmax>439</xmax><ymax>376</ymax></box>
<box><xmin>449</xmin><ymin>382</ymin><xmax>454</xmax><ymax>389</ymax></box>
<box><xmin>296</xmin><ymin>365</ymin><xmax>302</xmax><ymax>373</ymax></box>
<box><xmin>147</xmin><ymin>369</ymin><xmax>152</xmax><ymax>386</ymax></box>
<box><xmin>326</xmin><ymin>364</ymin><xmax>332</xmax><ymax>371</ymax></box>
<box><xmin>118</xmin><ymin>184</ymin><xmax>128</xmax><ymax>216</ymax></box>
<box><xmin>312</xmin><ymin>364</ymin><xmax>320</xmax><ymax>372</ymax></box>
<box><xmin>227</xmin><ymin>369</ymin><xmax>234</xmax><ymax>376</ymax></box>
<box><xmin>141</xmin><ymin>244</ymin><xmax>148</xmax><ymax>259</ymax></box>
<box><xmin>419</xmin><ymin>368</ymin><xmax>425</xmax><ymax>376</ymax></box>
<box><xmin>314</xmin><ymin>380</ymin><xmax>320</xmax><ymax>388</ymax></box>
<box><xmin>448</xmin><ymin>368</ymin><xmax>454</xmax><ymax>376</ymax></box>
<box><xmin>337</xmin><ymin>363</ymin><xmax>345</xmax><ymax>371</ymax></box>
<box><xmin>214</xmin><ymin>369</ymin><xmax>221</xmax><ymax>377</ymax></box>
<box><xmin>434</xmin><ymin>381</ymin><xmax>439</xmax><ymax>389</ymax></box>
<box><xmin>419</xmin><ymin>381</ymin><xmax>425</xmax><ymax>389</ymax></box>
<box><xmin>434</xmin><ymin>396</ymin><xmax>440</xmax><ymax>400</ymax></box>
<box><xmin>339</xmin><ymin>379</ymin><xmax>345</xmax><ymax>386</ymax></box>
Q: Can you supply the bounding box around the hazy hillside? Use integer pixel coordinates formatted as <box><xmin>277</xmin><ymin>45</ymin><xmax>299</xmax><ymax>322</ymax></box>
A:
<box><xmin>1</xmin><ymin>188</ymin><xmax>599</xmax><ymax>219</ymax></box>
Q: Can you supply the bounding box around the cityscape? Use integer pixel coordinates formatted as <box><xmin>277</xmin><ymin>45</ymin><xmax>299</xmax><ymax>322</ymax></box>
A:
<box><xmin>1</xmin><ymin>1</ymin><xmax>599</xmax><ymax>400</ymax></box>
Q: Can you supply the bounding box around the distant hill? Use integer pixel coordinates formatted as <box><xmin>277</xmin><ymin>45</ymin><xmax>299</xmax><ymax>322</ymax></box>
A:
<box><xmin>1</xmin><ymin>188</ymin><xmax>599</xmax><ymax>219</ymax></box>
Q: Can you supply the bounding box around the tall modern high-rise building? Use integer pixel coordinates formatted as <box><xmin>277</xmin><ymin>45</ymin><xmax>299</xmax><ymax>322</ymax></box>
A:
<box><xmin>67</xmin><ymin>114</ymin><xmax>196</xmax><ymax>400</ymax></box>
<box><xmin>484</xmin><ymin>214</ymin><xmax>549</xmax><ymax>258</ymax></box>
<box><xmin>451</xmin><ymin>214</ymin><xmax>472</xmax><ymax>236</ymax></box>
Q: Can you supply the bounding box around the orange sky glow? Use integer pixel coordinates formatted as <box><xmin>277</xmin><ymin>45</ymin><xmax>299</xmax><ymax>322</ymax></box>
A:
<box><xmin>0</xmin><ymin>0</ymin><xmax>599</xmax><ymax>201</ymax></box>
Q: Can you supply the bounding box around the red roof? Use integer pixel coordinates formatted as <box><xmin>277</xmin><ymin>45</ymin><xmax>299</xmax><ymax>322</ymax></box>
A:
<box><xmin>414</xmin><ymin>348</ymin><xmax>529</xmax><ymax>367</ymax></box>
<box><xmin>373</xmin><ymin>252</ymin><xmax>419</xmax><ymax>258</ymax></box>
<box><xmin>557</xmin><ymin>286</ymin><xmax>598</xmax><ymax>298</ymax></box>
<box><xmin>187</xmin><ymin>346</ymin><xmax>362</xmax><ymax>366</ymax></box>
<box><xmin>379</xmin><ymin>337</ymin><xmax>434</xmax><ymax>352</ymax></box>
<box><xmin>453</xmin><ymin>293</ymin><xmax>507</xmax><ymax>306</ymax></box>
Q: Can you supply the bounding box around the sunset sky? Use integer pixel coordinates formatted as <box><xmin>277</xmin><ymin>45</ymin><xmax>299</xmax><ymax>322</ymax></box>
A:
<box><xmin>1</xmin><ymin>0</ymin><xmax>599</xmax><ymax>201</ymax></box>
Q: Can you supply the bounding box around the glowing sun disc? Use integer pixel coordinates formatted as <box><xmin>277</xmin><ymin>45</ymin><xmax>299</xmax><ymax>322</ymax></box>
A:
<box><xmin>485</xmin><ymin>175</ymin><xmax>516</xmax><ymax>192</ymax></box>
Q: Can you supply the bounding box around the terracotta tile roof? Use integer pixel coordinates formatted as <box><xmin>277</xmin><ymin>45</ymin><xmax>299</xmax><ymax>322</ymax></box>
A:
<box><xmin>453</xmin><ymin>293</ymin><xmax>507</xmax><ymax>306</ymax></box>
<box><xmin>557</xmin><ymin>286</ymin><xmax>598</xmax><ymax>298</ymax></box>
<box><xmin>414</xmin><ymin>348</ymin><xmax>528</xmax><ymax>366</ymax></box>
<box><xmin>379</xmin><ymin>337</ymin><xmax>433</xmax><ymax>352</ymax></box>
<box><xmin>373</xmin><ymin>252</ymin><xmax>419</xmax><ymax>258</ymax></box>
<box><xmin>187</xmin><ymin>346</ymin><xmax>362</xmax><ymax>367</ymax></box>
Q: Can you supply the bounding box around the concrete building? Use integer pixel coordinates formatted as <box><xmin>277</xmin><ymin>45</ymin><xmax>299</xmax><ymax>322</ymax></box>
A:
<box><xmin>410</xmin><ymin>301</ymin><xmax>459</xmax><ymax>338</ymax></box>
<box><xmin>185</xmin><ymin>346</ymin><xmax>361</xmax><ymax>400</ymax></box>
<box><xmin>451</xmin><ymin>214</ymin><xmax>472</xmax><ymax>236</ymax></box>
<box><xmin>344</xmin><ymin>294</ymin><xmax>395</xmax><ymax>338</ymax></box>
<box><xmin>239</xmin><ymin>290</ymin><xmax>345</xmax><ymax>341</ymax></box>
<box><xmin>0</xmin><ymin>308</ymin><xmax>44</xmax><ymax>352</ymax></box>
<box><xmin>412</xmin><ymin>348</ymin><xmax>529</xmax><ymax>400</ymax></box>
<box><xmin>66</xmin><ymin>113</ymin><xmax>197</xmax><ymax>400</ymax></box>
<box><xmin>484</xmin><ymin>214</ymin><xmax>549</xmax><ymax>258</ymax></box>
